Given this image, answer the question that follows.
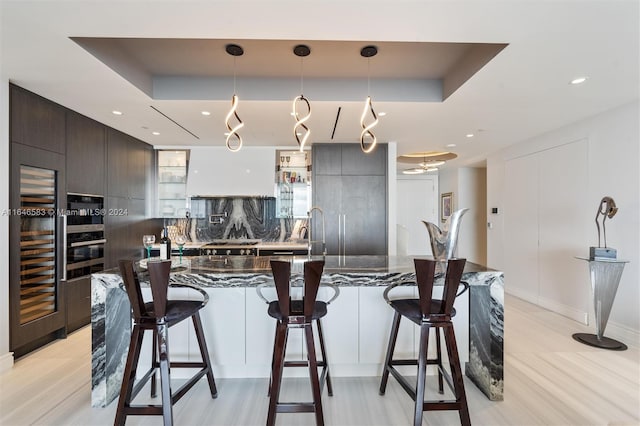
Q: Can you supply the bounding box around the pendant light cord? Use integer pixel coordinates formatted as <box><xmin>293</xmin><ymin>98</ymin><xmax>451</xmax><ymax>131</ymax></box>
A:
<box><xmin>233</xmin><ymin>56</ymin><xmax>237</xmax><ymax>94</ymax></box>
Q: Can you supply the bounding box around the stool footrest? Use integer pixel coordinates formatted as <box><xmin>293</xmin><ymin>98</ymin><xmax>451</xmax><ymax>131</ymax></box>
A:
<box><xmin>168</xmin><ymin>361</ymin><xmax>208</xmax><ymax>368</ymax></box>
<box><xmin>276</xmin><ymin>402</ymin><xmax>316</xmax><ymax>413</ymax></box>
<box><xmin>283</xmin><ymin>360</ymin><xmax>328</xmax><ymax>368</ymax></box>
<box><xmin>423</xmin><ymin>400</ymin><xmax>467</xmax><ymax>411</ymax></box>
<box><xmin>122</xmin><ymin>405</ymin><xmax>165</xmax><ymax>416</ymax></box>
<box><xmin>172</xmin><ymin>367</ymin><xmax>212</xmax><ymax>403</ymax></box>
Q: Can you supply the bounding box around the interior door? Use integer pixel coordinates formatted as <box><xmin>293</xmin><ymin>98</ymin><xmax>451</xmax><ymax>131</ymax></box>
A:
<box><xmin>10</xmin><ymin>143</ymin><xmax>67</xmax><ymax>355</ymax></box>
<box><xmin>397</xmin><ymin>177</ymin><xmax>437</xmax><ymax>256</ymax></box>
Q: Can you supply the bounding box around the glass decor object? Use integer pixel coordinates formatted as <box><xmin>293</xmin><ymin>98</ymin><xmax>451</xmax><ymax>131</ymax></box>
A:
<box><xmin>422</xmin><ymin>208</ymin><xmax>469</xmax><ymax>261</ymax></box>
<box><xmin>142</xmin><ymin>235</ymin><xmax>155</xmax><ymax>260</ymax></box>
<box><xmin>175</xmin><ymin>234</ymin><xmax>187</xmax><ymax>264</ymax></box>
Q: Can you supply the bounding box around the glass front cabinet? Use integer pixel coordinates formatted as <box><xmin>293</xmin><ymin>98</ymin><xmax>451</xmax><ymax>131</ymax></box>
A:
<box><xmin>275</xmin><ymin>149</ymin><xmax>311</xmax><ymax>218</ymax></box>
<box><xmin>157</xmin><ymin>150</ymin><xmax>190</xmax><ymax>218</ymax></box>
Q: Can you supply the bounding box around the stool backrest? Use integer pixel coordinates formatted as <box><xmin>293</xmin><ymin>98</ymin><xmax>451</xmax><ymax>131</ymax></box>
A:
<box><xmin>118</xmin><ymin>259</ymin><xmax>172</xmax><ymax>321</ymax></box>
<box><xmin>414</xmin><ymin>258</ymin><xmax>466</xmax><ymax>320</ymax></box>
<box><xmin>270</xmin><ymin>259</ymin><xmax>325</xmax><ymax>320</ymax></box>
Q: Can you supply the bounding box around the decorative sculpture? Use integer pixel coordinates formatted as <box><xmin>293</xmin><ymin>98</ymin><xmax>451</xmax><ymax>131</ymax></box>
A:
<box><xmin>590</xmin><ymin>196</ymin><xmax>618</xmax><ymax>260</ymax></box>
<box><xmin>422</xmin><ymin>208</ymin><xmax>469</xmax><ymax>260</ymax></box>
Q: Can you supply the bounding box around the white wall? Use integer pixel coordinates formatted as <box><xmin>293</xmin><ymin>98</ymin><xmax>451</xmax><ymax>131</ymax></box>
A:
<box><xmin>487</xmin><ymin>101</ymin><xmax>640</xmax><ymax>337</ymax></box>
<box><xmin>0</xmin><ymin>0</ymin><xmax>12</xmax><ymax>369</ymax></box>
<box><xmin>0</xmin><ymin>114</ymin><xmax>9</xmax><ymax>369</ymax></box>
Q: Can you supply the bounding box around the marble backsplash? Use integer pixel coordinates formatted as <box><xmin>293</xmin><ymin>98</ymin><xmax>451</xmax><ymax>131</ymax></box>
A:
<box><xmin>163</xmin><ymin>196</ymin><xmax>303</xmax><ymax>243</ymax></box>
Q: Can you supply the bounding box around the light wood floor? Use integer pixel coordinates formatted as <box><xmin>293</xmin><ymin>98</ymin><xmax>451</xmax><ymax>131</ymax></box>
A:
<box><xmin>1</xmin><ymin>295</ymin><xmax>638</xmax><ymax>426</ymax></box>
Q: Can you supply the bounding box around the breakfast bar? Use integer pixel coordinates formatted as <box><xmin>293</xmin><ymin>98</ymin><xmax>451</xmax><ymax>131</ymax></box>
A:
<box><xmin>91</xmin><ymin>255</ymin><xmax>504</xmax><ymax>408</ymax></box>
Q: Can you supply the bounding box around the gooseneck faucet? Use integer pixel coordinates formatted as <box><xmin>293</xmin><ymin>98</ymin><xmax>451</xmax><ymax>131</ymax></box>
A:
<box><xmin>308</xmin><ymin>206</ymin><xmax>326</xmax><ymax>256</ymax></box>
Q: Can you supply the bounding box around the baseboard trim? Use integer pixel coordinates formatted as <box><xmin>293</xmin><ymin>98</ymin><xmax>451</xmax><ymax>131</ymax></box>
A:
<box><xmin>505</xmin><ymin>287</ymin><xmax>538</xmax><ymax>305</ymax></box>
<box><xmin>537</xmin><ymin>295</ymin><xmax>588</xmax><ymax>324</ymax></box>
<box><xmin>506</xmin><ymin>288</ymin><xmax>589</xmax><ymax>324</ymax></box>
<box><xmin>0</xmin><ymin>352</ymin><xmax>14</xmax><ymax>373</ymax></box>
<box><xmin>505</xmin><ymin>289</ymin><xmax>639</xmax><ymax>346</ymax></box>
<box><xmin>605</xmin><ymin>320</ymin><xmax>640</xmax><ymax>348</ymax></box>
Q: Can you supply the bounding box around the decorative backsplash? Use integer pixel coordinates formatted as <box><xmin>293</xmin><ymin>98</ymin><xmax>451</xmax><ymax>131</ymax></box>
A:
<box><xmin>163</xmin><ymin>196</ymin><xmax>305</xmax><ymax>243</ymax></box>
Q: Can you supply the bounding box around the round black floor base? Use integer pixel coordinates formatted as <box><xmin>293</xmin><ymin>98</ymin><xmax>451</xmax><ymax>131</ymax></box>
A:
<box><xmin>572</xmin><ymin>333</ymin><xmax>628</xmax><ymax>351</ymax></box>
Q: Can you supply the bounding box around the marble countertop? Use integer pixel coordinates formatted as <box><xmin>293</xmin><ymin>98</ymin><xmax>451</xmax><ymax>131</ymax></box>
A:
<box><xmin>100</xmin><ymin>255</ymin><xmax>495</xmax><ymax>276</ymax></box>
<box><xmin>150</xmin><ymin>241</ymin><xmax>308</xmax><ymax>250</ymax></box>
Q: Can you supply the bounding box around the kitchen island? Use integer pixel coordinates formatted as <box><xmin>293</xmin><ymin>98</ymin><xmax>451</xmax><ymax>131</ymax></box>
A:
<box><xmin>91</xmin><ymin>255</ymin><xmax>504</xmax><ymax>407</ymax></box>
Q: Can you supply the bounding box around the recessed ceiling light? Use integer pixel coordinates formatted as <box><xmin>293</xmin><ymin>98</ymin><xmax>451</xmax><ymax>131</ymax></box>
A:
<box><xmin>446</xmin><ymin>143</ymin><xmax>456</xmax><ymax>148</ymax></box>
<box><xmin>378</xmin><ymin>112</ymin><xmax>387</xmax><ymax>117</ymax></box>
<box><xmin>570</xmin><ymin>77</ymin><xmax>588</xmax><ymax>85</ymax></box>
<box><xmin>466</xmin><ymin>133</ymin><xmax>474</xmax><ymax>138</ymax></box>
<box><xmin>152</xmin><ymin>131</ymin><xmax>160</xmax><ymax>136</ymax></box>
<box><xmin>112</xmin><ymin>110</ymin><xmax>123</xmax><ymax>115</ymax></box>
<box><xmin>201</xmin><ymin>111</ymin><xmax>211</xmax><ymax>116</ymax></box>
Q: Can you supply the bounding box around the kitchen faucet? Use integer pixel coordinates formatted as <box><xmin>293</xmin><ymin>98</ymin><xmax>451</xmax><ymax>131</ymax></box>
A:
<box><xmin>307</xmin><ymin>206</ymin><xmax>326</xmax><ymax>256</ymax></box>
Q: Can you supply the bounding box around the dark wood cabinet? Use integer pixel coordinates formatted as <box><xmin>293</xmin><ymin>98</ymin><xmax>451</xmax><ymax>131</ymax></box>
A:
<box><xmin>341</xmin><ymin>143</ymin><xmax>387</xmax><ymax>176</ymax></box>
<box><xmin>105</xmin><ymin>130</ymin><xmax>152</xmax><ymax>268</ymax></box>
<box><xmin>107</xmin><ymin>128</ymin><xmax>152</xmax><ymax>200</ymax></box>
<box><xmin>312</xmin><ymin>143</ymin><xmax>388</xmax><ymax>255</ymax></box>
<box><xmin>104</xmin><ymin>197</ymin><xmax>149</xmax><ymax>268</ymax></box>
<box><xmin>65</xmin><ymin>276</ymin><xmax>91</xmax><ymax>333</ymax></box>
<box><xmin>106</xmin><ymin>129</ymin><xmax>131</xmax><ymax>198</ymax></box>
<box><xmin>9</xmin><ymin>83</ymin><xmax>155</xmax><ymax>355</ymax></box>
<box><xmin>10</xmin><ymin>85</ymin><xmax>66</xmax><ymax>154</ymax></box>
<box><xmin>312</xmin><ymin>144</ymin><xmax>342</xmax><ymax>175</ymax></box>
<box><xmin>66</xmin><ymin>111</ymin><xmax>106</xmax><ymax>195</ymax></box>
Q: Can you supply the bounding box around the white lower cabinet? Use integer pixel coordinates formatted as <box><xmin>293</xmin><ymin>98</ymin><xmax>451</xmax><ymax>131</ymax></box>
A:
<box><xmin>358</xmin><ymin>286</ymin><xmax>416</xmax><ymax>365</ymax></box>
<box><xmin>167</xmin><ymin>284</ymin><xmax>469</xmax><ymax>378</ymax></box>
<box><xmin>194</xmin><ymin>287</ymin><xmax>246</xmax><ymax>368</ymax></box>
<box><xmin>316</xmin><ymin>286</ymin><xmax>359</xmax><ymax>365</ymax></box>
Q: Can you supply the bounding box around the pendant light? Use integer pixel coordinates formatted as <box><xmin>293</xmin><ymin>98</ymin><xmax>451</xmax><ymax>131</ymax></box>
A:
<box><xmin>292</xmin><ymin>44</ymin><xmax>311</xmax><ymax>152</ymax></box>
<box><xmin>225</xmin><ymin>44</ymin><xmax>244</xmax><ymax>152</ymax></box>
<box><xmin>360</xmin><ymin>45</ymin><xmax>379</xmax><ymax>154</ymax></box>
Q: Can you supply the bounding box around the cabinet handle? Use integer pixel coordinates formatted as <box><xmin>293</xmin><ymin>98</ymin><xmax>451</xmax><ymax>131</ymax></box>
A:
<box><xmin>343</xmin><ymin>214</ymin><xmax>347</xmax><ymax>256</ymax></box>
<box><xmin>61</xmin><ymin>214</ymin><xmax>67</xmax><ymax>282</ymax></box>
<box><xmin>338</xmin><ymin>214</ymin><xmax>342</xmax><ymax>256</ymax></box>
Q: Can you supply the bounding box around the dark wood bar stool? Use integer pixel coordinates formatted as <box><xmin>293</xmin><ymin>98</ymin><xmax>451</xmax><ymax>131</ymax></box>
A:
<box><xmin>115</xmin><ymin>259</ymin><xmax>217</xmax><ymax>426</ymax></box>
<box><xmin>259</xmin><ymin>259</ymin><xmax>337</xmax><ymax>426</ymax></box>
<box><xmin>379</xmin><ymin>258</ymin><xmax>471</xmax><ymax>426</ymax></box>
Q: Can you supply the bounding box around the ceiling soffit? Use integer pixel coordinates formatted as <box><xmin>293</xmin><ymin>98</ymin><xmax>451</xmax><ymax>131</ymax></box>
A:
<box><xmin>71</xmin><ymin>37</ymin><xmax>508</xmax><ymax>102</ymax></box>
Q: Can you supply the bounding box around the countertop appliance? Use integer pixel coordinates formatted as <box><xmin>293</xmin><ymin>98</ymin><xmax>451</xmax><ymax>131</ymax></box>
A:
<box><xmin>199</xmin><ymin>239</ymin><xmax>260</xmax><ymax>256</ymax></box>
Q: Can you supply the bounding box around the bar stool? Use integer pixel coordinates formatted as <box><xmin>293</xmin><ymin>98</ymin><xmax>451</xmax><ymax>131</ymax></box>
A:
<box><xmin>115</xmin><ymin>259</ymin><xmax>217</xmax><ymax>426</ymax></box>
<box><xmin>257</xmin><ymin>259</ymin><xmax>338</xmax><ymax>426</ymax></box>
<box><xmin>379</xmin><ymin>258</ymin><xmax>471</xmax><ymax>426</ymax></box>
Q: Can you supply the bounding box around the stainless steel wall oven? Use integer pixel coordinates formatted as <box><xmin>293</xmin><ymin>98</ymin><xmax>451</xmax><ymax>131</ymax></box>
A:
<box><xmin>66</xmin><ymin>193</ymin><xmax>106</xmax><ymax>279</ymax></box>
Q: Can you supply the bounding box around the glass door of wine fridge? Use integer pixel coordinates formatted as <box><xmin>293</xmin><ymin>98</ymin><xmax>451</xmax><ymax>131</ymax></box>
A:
<box><xmin>10</xmin><ymin>144</ymin><xmax>66</xmax><ymax>356</ymax></box>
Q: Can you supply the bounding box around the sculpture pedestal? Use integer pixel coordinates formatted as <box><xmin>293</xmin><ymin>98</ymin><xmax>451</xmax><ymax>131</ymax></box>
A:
<box><xmin>573</xmin><ymin>257</ymin><xmax>628</xmax><ymax>351</ymax></box>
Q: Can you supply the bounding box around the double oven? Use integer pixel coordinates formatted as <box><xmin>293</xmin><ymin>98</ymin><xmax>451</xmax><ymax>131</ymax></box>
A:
<box><xmin>65</xmin><ymin>193</ymin><xmax>106</xmax><ymax>279</ymax></box>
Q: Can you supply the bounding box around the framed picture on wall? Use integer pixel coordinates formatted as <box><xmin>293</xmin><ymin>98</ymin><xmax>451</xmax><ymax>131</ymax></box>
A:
<box><xmin>441</xmin><ymin>192</ymin><xmax>453</xmax><ymax>222</ymax></box>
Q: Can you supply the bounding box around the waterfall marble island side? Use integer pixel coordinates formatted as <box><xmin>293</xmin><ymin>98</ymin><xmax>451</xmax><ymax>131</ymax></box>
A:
<box><xmin>91</xmin><ymin>255</ymin><xmax>504</xmax><ymax>407</ymax></box>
